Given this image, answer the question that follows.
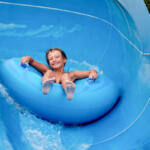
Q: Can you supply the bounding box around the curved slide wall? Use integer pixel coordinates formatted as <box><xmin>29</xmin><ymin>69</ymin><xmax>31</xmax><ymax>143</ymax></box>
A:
<box><xmin>0</xmin><ymin>0</ymin><xmax>150</xmax><ymax>150</ymax></box>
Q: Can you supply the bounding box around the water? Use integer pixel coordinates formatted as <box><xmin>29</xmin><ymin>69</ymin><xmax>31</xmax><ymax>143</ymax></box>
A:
<box><xmin>0</xmin><ymin>82</ymin><xmax>93</xmax><ymax>150</ymax></box>
<box><xmin>0</xmin><ymin>0</ymin><xmax>150</xmax><ymax>150</ymax></box>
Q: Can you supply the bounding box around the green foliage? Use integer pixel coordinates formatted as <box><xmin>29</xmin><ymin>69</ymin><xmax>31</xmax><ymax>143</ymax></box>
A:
<box><xmin>144</xmin><ymin>0</ymin><xmax>150</xmax><ymax>13</ymax></box>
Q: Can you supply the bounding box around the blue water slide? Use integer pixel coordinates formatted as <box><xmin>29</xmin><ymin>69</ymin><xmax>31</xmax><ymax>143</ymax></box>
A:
<box><xmin>0</xmin><ymin>0</ymin><xmax>150</xmax><ymax>150</ymax></box>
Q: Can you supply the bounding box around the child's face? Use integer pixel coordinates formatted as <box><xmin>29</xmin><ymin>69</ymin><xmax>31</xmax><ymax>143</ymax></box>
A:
<box><xmin>47</xmin><ymin>50</ymin><xmax>66</xmax><ymax>70</ymax></box>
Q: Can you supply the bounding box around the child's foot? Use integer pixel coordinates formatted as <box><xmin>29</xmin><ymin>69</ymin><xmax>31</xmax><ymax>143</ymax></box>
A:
<box><xmin>64</xmin><ymin>81</ymin><xmax>75</xmax><ymax>100</ymax></box>
<box><xmin>42</xmin><ymin>77</ymin><xmax>55</xmax><ymax>94</ymax></box>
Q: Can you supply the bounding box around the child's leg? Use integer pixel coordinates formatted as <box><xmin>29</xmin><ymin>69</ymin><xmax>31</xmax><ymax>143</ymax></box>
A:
<box><xmin>61</xmin><ymin>74</ymin><xmax>75</xmax><ymax>100</ymax></box>
<box><xmin>42</xmin><ymin>70</ymin><xmax>55</xmax><ymax>94</ymax></box>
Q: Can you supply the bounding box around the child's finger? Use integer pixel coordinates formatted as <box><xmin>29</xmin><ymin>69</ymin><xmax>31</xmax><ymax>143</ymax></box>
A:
<box><xmin>89</xmin><ymin>73</ymin><xmax>94</xmax><ymax>79</ymax></box>
<box><xmin>21</xmin><ymin>57</ymin><xmax>25</xmax><ymax>64</ymax></box>
<box><xmin>93</xmin><ymin>72</ymin><xmax>98</xmax><ymax>79</ymax></box>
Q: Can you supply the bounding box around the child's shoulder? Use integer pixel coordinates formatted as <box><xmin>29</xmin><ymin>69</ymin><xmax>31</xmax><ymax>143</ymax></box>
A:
<box><xmin>63</xmin><ymin>71</ymin><xmax>75</xmax><ymax>78</ymax></box>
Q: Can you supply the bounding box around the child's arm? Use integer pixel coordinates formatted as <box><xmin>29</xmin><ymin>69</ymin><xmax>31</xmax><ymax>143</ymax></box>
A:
<box><xmin>69</xmin><ymin>70</ymin><xmax>98</xmax><ymax>81</ymax></box>
<box><xmin>21</xmin><ymin>56</ymin><xmax>50</xmax><ymax>74</ymax></box>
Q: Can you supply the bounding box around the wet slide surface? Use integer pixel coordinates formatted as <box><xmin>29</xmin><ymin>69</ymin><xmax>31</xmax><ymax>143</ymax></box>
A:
<box><xmin>0</xmin><ymin>0</ymin><xmax>150</xmax><ymax>150</ymax></box>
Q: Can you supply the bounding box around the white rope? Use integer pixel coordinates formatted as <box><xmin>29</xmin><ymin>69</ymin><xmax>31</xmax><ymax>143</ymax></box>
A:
<box><xmin>90</xmin><ymin>97</ymin><xmax>150</xmax><ymax>145</ymax></box>
<box><xmin>0</xmin><ymin>1</ymin><xmax>149</xmax><ymax>55</ymax></box>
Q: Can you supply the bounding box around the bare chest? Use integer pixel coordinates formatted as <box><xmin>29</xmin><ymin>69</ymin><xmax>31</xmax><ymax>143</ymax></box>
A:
<box><xmin>54</xmin><ymin>72</ymin><xmax>67</xmax><ymax>83</ymax></box>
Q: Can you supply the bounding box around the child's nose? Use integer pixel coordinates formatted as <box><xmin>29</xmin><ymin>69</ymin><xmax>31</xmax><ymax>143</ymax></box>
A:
<box><xmin>52</xmin><ymin>58</ymin><xmax>56</xmax><ymax>62</ymax></box>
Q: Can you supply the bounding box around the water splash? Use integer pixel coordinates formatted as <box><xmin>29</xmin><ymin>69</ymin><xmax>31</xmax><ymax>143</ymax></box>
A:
<box><xmin>78</xmin><ymin>144</ymin><xmax>91</xmax><ymax>150</ymax></box>
<box><xmin>0</xmin><ymin>83</ymin><xmax>24</xmax><ymax>112</ymax></box>
<box><xmin>24</xmin><ymin>129</ymin><xmax>64</xmax><ymax>150</ymax></box>
<box><xmin>68</xmin><ymin>59</ymin><xmax>103</xmax><ymax>74</ymax></box>
<box><xmin>19</xmin><ymin>113</ymin><xmax>92</xmax><ymax>150</ymax></box>
<box><xmin>0</xmin><ymin>120</ymin><xmax>13</xmax><ymax>150</ymax></box>
<box><xmin>138</xmin><ymin>57</ymin><xmax>150</xmax><ymax>87</ymax></box>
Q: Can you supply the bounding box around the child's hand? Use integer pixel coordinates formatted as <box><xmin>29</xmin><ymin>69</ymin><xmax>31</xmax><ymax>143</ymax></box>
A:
<box><xmin>89</xmin><ymin>70</ymin><xmax>98</xmax><ymax>79</ymax></box>
<box><xmin>21</xmin><ymin>56</ymin><xmax>32</xmax><ymax>64</ymax></box>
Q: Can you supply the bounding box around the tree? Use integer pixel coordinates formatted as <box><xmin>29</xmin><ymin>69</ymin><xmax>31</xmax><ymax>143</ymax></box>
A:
<box><xmin>144</xmin><ymin>0</ymin><xmax>150</xmax><ymax>13</ymax></box>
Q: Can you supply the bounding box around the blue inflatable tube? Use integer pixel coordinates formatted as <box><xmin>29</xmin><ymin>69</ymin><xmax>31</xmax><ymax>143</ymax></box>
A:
<box><xmin>0</xmin><ymin>58</ymin><xmax>119</xmax><ymax>124</ymax></box>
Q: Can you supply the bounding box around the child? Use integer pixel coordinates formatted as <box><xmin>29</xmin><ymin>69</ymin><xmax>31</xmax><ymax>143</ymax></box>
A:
<box><xmin>21</xmin><ymin>48</ymin><xmax>98</xmax><ymax>100</ymax></box>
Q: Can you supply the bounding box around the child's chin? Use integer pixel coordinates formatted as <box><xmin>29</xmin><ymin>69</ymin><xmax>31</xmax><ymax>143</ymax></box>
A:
<box><xmin>53</xmin><ymin>66</ymin><xmax>61</xmax><ymax>70</ymax></box>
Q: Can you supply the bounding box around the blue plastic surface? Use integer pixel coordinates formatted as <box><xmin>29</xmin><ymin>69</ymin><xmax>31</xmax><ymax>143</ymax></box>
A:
<box><xmin>0</xmin><ymin>58</ymin><xmax>119</xmax><ymax>124</ymax></box>
<box><xmin>0</xmin><ymin>0</ymin><xmax>150</xmax><ymax>150</ymax></box>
